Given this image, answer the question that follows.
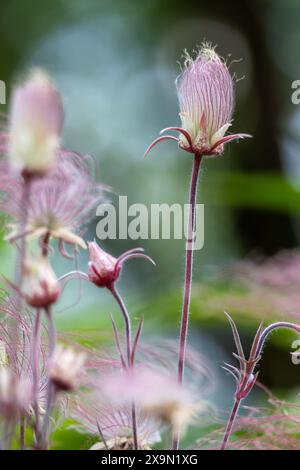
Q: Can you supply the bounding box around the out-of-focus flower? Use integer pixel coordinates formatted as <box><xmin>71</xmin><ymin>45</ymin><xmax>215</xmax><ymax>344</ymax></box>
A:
<box><xmin>49</xmin><ymin>345</ymin><xmax>86</xmax><ymax>391</ymax></box>
<box><xmin>0</xmin><ymin>367</ymin><xmax>32</xmax><ymax>420</ymax></box>
<box><xmin>90</xmin><ymin>435</ymin><xmax>152</xmax><ymax>450</ymax></box>
<box><xmin>145</xmin><ymin>44</ymin><xmax>250</xmax><ymax>158</ymax></box>
<box><xmin>0</xmin><ymin>152</ymin><xmax>103</xmax><ymax>253</ymax></box>
<box><xmin>101</xmin><ymin>368</ymin><xmax>206</xmax><ymax>436</ymax></box>
<box><xmin>9</xmin><ymin>69</ymin><xmax>63</xmax><ymax>175</ymax></box>
<box><xmin>71</xmin><ymin>340</ymin><xmax>212</xmax><ymax>449</ymax></box>
<box><xmin>133</xmin><ymin>369</ymin><xmax>205</xmax><ymax>435</ymax></box>
<box><xmin>22</xmin><ymin>255</ymin><xmax>61</xmax><ymax>308</ymax></box>
<box><xmin>73</xmin><ymin>399</ymin><xmax>160</xmax><ymax>450</ymax></box>
<box><xmin>88</xmin><ymin>242</ymin><xmax>155</xmax><ymax>288</ymax></box>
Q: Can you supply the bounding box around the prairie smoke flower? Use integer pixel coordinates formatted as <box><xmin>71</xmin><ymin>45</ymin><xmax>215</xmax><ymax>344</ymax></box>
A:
<box><xmin>101</xmin><ymin>368</ymin><xmax>205</xmax><ymax>436</ymax></box>
<box><xmin>9</xmin><ymin>69</ymin><xmax>63</xmax><ymax>175</ymax></box>
<box><xmin>131</xmin><ymin>369</ymin><xmax>205</xmax><ymax>435</ymax></box>
<box><xmin>0</xmin><ymin>152</ymin><xmax>103</xmax><ymax>253</ymax></box>
<box><xmin>0</xmin><ymin>367</ymin><xmax>32</xmax><ymax>420</ymax></box>
<box><xmin>49</xmin><ymin>345</ymin><xmax>86</xmax><ymax>391</ymax></box>
<box><xmin>72</xmin><ymin>399</ymin><xmax>160</xmax><ymax>450</ymax></box>
<box><xmin>88</xmin><ymin>242</ymin><xmax>120</xmax><ymax>287</ymax></box>
<box><xmin>22</xmin><ymin>255</ymin><xmax>61</xmax><ymax>308</ymax></box>
<box><xmin>90</xmin><ymin>436</ymin><xmax>152</xmax><ymax>450</ymax></box>
<box><xmin>88</xmin><ymin>242</ymin><xmax>155</xmax><ymax>288</ymax></box>
<box><xmin>145</xmin><ymin>45</ymin><xmax>250</xmax><ymax>157</ymax></box>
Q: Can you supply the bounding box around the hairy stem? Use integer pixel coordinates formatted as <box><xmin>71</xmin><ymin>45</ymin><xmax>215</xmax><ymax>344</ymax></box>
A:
<box><xmin>19</xmin><ymin>416</ymin><xmax>25</xmax><ymax>450</ymax></box>
<box><xmin>173</xmin><ymin>153</ymin><xmax>202</xmax><ymax>450</ymax></box>
<box><xmin>15</xmin><ymin>174</ymin><xmax>32</xmax><ymax>449</ymax></box>
<box><xmin>15</xmin><ymin>175</ymin><xmax>32</xmax><ymax>283</ymax></box>
<box><xmin>41</xmin><ymin>307</ymin><xmax>56</xmax><ymax>449</ymax></box>
<box><xmin>32</xmin><ymin>309</ymin><xmax>42</xmax><ymax>447</ymax></box>
<box><xmin>220</xmin><ymin>398</ymin><xmax>241</xmax><ymax>450</ymax></box>
<box><xmin>109</xmin><ymin>284</ymin><xmax>138</xmax><ymax>450</ymax></box>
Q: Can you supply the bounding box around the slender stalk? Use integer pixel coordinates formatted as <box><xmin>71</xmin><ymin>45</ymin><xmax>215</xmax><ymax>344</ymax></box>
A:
<box><xmin>109</xmin><ymin>284</ymin><xmax>138</xmax><ymax>450</ymax></box>
<box><xmin>41</xmin><ymin>307</ymin><xmax>56</xmax><ymax>449</ymax></box>
<box><xmin>15</xmin><ymin>174</ymin><xmax>32</xmax><ymax>285</ymax></box>
<box><xmin>19</xmin><ymin>416</ymin><xmax>25</xmax><ymax>450</ymax></box>
<box><xmin>109</xmin><ymin>285</ymin><xmax>131</xmax><ymax>364</ymax></box>
<box><xmin>220</xmin><ymin>398</ymin><xmax>241</xmax><ymax>450</ymax></box>
<box><xmin>32</xmin><ymin>309</ymin><xmax>42</xmax><ymax>447</ymax></box>
<box><xmin>15</xmin><ymin>174</ymin><xmax>32</xmax><ymax>449</ymax></box>
<box><xmin>173</xmin><ymin>153</ymin><xmax>202</xmax><ymax>450</ymax></box>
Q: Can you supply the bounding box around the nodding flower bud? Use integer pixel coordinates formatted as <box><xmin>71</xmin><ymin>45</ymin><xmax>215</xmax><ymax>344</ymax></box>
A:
<box><xmin>87</xmin><ymin>242</ymin><xmax>155</xmax><ymax>289</ymax></box>
<box><xmin>49</xmin><ymin>345</ymin><xmax>86</xmax><ymax>391</ymax></box>
<box><xmin>9</xmin><ymin>69</ymin><xmax>63</xmax><ymax>175</ymax></box>
<box><xmin>23</xmin><ymin>255</ymin><xmax>61</xmax><ymax>308</ymax></box>
<box><xmin>88</xmin><ymin>242</ymin><xmax>120</xmax><ymax>288</ymax></box>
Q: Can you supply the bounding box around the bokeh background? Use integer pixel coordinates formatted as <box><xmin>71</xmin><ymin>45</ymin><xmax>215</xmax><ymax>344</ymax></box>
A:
<box><xmin>1</xmin><ymin>0</ymin><xmax>300</xmax><ymax>448</ymax></box>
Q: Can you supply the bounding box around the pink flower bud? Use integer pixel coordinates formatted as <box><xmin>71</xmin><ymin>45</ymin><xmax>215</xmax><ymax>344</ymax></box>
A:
<box><xmin>176</xmin><ymin>46</ymin><xmax>234</xmax><ymax>155</ymax></box>
<box><xmin>144</xmin><ymin>45</ymin><xmax>250</xmax><ymax>158</ymax></box>
<box><xmin>9</xmin><ymin>69</ymin><xmax>63</xmax><ymax>174</ymax></box>
<box><xmin>23</xmin><ymin>255</ymin><xmax>61</xmax><ymax>308</ymax></box>
<box><xmin>88</xmin><ymin>242</ymin><xmax>120</xmax><ymax>288</ymax></box>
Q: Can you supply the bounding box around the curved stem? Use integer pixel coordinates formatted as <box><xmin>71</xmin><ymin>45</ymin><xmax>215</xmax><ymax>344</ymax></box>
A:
<box><xmin>220</xmin><ymin>398</ymin><xmax>241</xmax><ymax>450</ymax></box>
<box><xmin>256</xmin><ymin>322</ymin><xmax>300</xmax><ymax>358</ymax></box>
<box><xmin>109</xmin><ymin>285</ymin><xmax>132</xmax><ymax>365</ymax></box>
<box><xmin>173</xmin><ymin>153</ymin><xmax>202</xmax><ymax>450</ymax></box>
<box><xmin>108</xmin><ymin>284</ymin><xmax>138</xmax><ymax>450</ymax></box>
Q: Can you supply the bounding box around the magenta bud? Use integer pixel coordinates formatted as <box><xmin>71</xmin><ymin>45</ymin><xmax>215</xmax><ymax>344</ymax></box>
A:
<box><xmin>88</xmin><ymin>242</ymin><xmax>120</xmax><ymax>288</ymax></box>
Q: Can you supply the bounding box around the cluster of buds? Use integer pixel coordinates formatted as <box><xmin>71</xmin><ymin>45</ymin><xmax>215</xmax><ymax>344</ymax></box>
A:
<box><xmin>22</xmin><ymin>255</ymin><xmax>61</xmax><ymax>309</ymax></box>
<box><xmin>49</xmin><ymin>345</ymin><xmax>86</xmax><ymax>392</ymax></box>
<box><xmin>0</xmin><ymin>367</ymin><xmax>32</xmax><ymax>420</ymax></box>
<box><xmin>9</xmin><ymin>69</ymin><xmax>63</xmax><ymax>176</ymax></box>
<box><xmin>223</xmin><ymin>313</ymin><xmax>300</xmax><ymax>402</ymax></box>
<box><xmin>221</xmin><ymin>313</ymin><xmax>300</xmax><ymax>450</ymax></box>
<box><xmin>145</xmin><ymin>44</ymin><xmax>250</xmax><ymax>158</ymax></box>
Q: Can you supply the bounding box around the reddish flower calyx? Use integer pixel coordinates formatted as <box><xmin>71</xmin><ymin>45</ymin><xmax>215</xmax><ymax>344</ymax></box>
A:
<box><xmin>88</xmin><ymin>242</ymin><xmax>155</xmax><ymax>289</ymax></box>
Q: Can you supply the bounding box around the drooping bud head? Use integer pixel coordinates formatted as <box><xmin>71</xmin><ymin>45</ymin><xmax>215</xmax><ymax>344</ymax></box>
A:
<box><xmin>88</xmin><ymin>242</ymin><xmax>120</xmax><ymax>288</ymax></box>
<box><xmin>22</xmin><ymin>255</ymin><xmax>61</xmax><ymax>308</ymax></box>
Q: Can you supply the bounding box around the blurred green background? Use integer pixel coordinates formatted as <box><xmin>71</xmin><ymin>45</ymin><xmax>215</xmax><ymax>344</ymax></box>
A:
<box><xmin>1</xmin><ymin>0</ymin><xmax>300</xmax><ymax>447</ymax></box>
